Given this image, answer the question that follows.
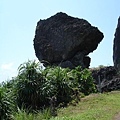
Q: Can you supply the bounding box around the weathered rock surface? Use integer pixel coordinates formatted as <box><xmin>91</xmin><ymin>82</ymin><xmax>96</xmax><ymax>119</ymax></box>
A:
<box><xmin>34</xmin><ymin>12</ymin><xmax>104</xmax><ymax>68</ymax></box>
<box><xmin>113</xmin><ymin>17</ymin><xmax>120</xmax><ymax>70</ymax></box>
<box><xmin>91</xmin><ymin>66</ymin><xmax>117</xmax><ymax>84</ymax></box>
<box><xmin>91</xmin><ymin>66</ymin><xmax>120</xmax><ymax>92</ymax></box>
<box><xmin>101</xmin><ymin>78</ymin><xmax>120</xmax><ymax>92</ymax></box>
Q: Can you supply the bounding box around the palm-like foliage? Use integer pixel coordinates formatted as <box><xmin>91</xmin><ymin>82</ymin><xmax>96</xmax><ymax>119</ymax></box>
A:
<box><xmin>16</xmin><ymin>60</ymin><xmax>76</xmax><ymax>110</ymax></box>
<box><xmin>0</xmin><ymin>59</ymin><xmax>97</xmax><ymax>119</ymax></box>
<box><xmin>71</xmin><ymin>66</ymin><xmax>97</xmax><ymax>95</ymax></box>
<box><xmin>42</xmin><ymin>67</ymin><xmax>75</xmax><ymax>105</ymax></box>
<box><xmin>16</xmin><ymin>60</ymin><xmax>45</xmax><ymax>110</ymax></box>
<box><xmin>14</xmin><ymin>60</ymin><xmax>96</xmax><ymax>111</ymax></box>
<box><xmin>18</xmin><ymin>60</ymin><xmax>42</xmax><ymax>80</ymax></box>
<box><xmin>0</xmin><ymin>80</ymin><xmax>16</xmax><ymax>120</ymax></box>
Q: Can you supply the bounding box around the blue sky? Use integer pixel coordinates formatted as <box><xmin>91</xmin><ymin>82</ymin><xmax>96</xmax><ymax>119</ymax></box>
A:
<box><xmin>0</xmin><ymin>0</ymin><xmax>120</xmax><ymax>82</ymax></box>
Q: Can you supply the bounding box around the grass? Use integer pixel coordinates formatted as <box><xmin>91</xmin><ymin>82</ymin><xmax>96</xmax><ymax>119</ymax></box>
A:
<box><xmin>51</xmin><ymin>91</ymin><xmax>120</xmax><ymax>120</ymax></box>
<box><xmin>12</xmin><ymin>91</ymin><xmax>120</xmax><ymax>120</ymax></box>
<box><xmin>11</xmin><ymin>108</ymin><xmax>52</xmax><ymax>120</ymax></box>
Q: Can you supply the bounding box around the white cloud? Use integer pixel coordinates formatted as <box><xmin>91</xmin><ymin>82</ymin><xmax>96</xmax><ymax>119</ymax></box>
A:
<box><xmin>0</xmin><ymin>62</ymin><xmax>17</xmax><ymax>82</ymax></box>
<box><xmin>1</xmin><ymin>62</ymin><xmax>14</xmax><ymax>70</ymax></box>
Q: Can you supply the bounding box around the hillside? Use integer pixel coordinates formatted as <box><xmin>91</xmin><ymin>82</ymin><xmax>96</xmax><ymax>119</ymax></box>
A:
<box><xmin>50</xmin><ymin>91</ymin><xmax>120</xmax><ymax>120</ymax></box>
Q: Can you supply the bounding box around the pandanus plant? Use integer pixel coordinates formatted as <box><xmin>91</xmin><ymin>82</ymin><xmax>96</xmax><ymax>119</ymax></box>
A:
<box><xmin>16</xmin><ymin>60</ymin><xmax>45</xmax><ymax>110</ymax></box>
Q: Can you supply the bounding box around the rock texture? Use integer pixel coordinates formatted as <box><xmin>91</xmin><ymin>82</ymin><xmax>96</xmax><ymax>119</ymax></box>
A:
<box><xmin>91</xmin><ymin>66</ymin><xmax>117</xmax><ymax>84</ymax></box>
<box><xmin>113</xmin><ymin>17</ymin><xmax>120</xmax><ymax>70</ymax></box>
<box><xmin>34</xmin><ymin>12</ymin><xmax>104</xmax><ymax>68</ymax></box>
<box><xmin>91</xmin><ymin>66</ymin><xmax>120</xmax><ymax>92</ymax></box>
<box><xmin>101</xmin><ymin>78</ymin><xmax>120</xmax><ymax>92</ymax></box>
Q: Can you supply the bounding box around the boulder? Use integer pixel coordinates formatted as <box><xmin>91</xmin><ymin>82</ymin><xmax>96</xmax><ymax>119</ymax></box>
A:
<box><xmin>33</xmin><ymin>12</ymin><xmax>104</xmax><ymax>68</ymax></box>
<box><xmin>113</xmin><ymin>17</ymin><xmax>120</xmax><ymax>70</ymax></box>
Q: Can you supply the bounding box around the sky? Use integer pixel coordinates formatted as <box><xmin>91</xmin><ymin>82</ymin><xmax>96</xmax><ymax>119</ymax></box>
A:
<box><xmin>0</xmin><ymin>0</ymin><xmax>120</xmax><ymax>82</ymax></box>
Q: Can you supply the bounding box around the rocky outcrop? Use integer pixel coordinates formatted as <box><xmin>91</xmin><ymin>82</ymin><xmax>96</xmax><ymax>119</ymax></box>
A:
<box><xmin>91</xmin><ymin>66</ymin><xmax>117</xmax><ymax>84</ymax></box>
<box><xmin>101</xmin><ymin>78</ymin><xmax>120</xmax><ymax>92</ymax></box>
<box><xmin>91</xmin><ymin>66</ymin><xmax>120</xmax><ymax>92</ymax></box>
<box><xmin>34</xmin><ymin>12</ymin><xmax>104</xmax><ymax>68</ymax></box>
<box><xmin>113</xmin><ymin>17</ymin><xmax>120</xmax><ymax>70</ymax></box>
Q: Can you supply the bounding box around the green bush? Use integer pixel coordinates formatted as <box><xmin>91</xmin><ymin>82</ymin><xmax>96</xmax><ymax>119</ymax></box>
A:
<box><xmin>71</xmin><ymin>66</ymin><xmax>97</xmax><ymax>95</ymax></box>
<box><xmin>0</xmin><ymin>60</ymin><xmax>97</xmax><ymax>119</ymax></box>
<box><xmin>0</xmin><ymin>80</ymin><xmax>16</xmax><ymax>120</ymax></box>
<box><xmin>16</xmin><ymin>60</ymin><xmax>45</xmax><ymax>110</ymax></box>
<box><xmin>16</xmin><ymin>64</ymin><xmax>75</xmax><ymax>110</ymax></box>
<box><xmin>0</xmin><ymin>60</ymin><xmax>96</xmax><ymax>117</ymax></box>
<box><xmin>15</xmin><ymin>60</ymin><xmax>96</xmax><ymax>110</ymax></box>
<box><xmin>42</xmin><ymin>67</ymin><xmax>74</xmax><ymax>105</ymax></box>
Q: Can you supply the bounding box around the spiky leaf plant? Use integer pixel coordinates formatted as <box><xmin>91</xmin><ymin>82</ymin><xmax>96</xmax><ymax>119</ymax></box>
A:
<box><xmin>0</xmin><ymin>80</ymin><xmax>16</xmax><ymax>120</ymax></box>
<box><xmin>16</xmin><ymin>60</ymin><xmax>45</xmax><ymax>110</ymax></box>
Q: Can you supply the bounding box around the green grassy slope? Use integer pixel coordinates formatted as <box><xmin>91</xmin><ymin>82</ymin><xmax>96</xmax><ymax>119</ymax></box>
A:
<box><xmin>50</xmin><ymin>91</ymin><xmax>120</xmax><ymax>120</ymax></box>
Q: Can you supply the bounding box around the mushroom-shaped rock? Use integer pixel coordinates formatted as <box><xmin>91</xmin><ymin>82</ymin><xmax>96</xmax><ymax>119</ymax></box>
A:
<box><xmin>33</xmin><ymin>12</ymin><xmax>104</xmax><ymax>68</ymax></box>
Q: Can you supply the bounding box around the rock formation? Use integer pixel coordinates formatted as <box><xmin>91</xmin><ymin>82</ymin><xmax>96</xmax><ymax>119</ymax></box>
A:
<box><xmin>91</xmin><ymin>17</ymin><xmax>120</xmax><ymax>92</ymax></box>
<box><xmin>101</xmin><ymin>78</ymin><xmax>120</xmax><ymax>92</ymax></box>
<box><xmin>113</xmin><ymin>17</ymin><xmax>120</xmax><ymax>70</ymax></box>
<box><xmin>34</xmin><ymin>12</ymin><xmax>104</xmax><ymax>68</ymax></box>
<box><xmin>91</xmin><ymin>66</ymin><xmax>117</xmax><ymax>85</ymax></box>
<box><xmin>91</xmin><ymin>66</ymin><xmax>120</xmax><ymax>92</ymax></box>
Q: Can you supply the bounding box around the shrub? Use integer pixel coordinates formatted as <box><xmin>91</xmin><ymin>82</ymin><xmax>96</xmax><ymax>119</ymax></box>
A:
<box><xmin>0</xmin><ymin>80</ymin><xmax>16</xmax><ymax>120</ymax></box>
<box><xmin>42</xmin><ymin>67</ymin><xmax>74</xmax><ymax>105</ymax></box>
<box><xmin>14</xmin><ymin>60</ymin><xmax>96</xmax><ymax>111</ymax></box>
<box><xmin>71</xmin><ymin>66</ymin><xmax>97</xmax><ymax>95</ymax></box>
<box><xmin>16</xmin><ymin>60</ymin><xmax>45</xmax><ymax>110</ymax></box>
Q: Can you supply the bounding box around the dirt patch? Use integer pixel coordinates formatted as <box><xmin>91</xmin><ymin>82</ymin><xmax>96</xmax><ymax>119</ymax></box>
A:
<box><xmin>113</xmin><ymin>112</ymin><xmax>120</xmax><ymax>120</ymax></box>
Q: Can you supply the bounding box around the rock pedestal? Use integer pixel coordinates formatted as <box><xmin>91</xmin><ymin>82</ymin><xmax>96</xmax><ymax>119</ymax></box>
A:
<box><xmin>33</xmin><ymin>12</ymin><xmax>104</xmax><ymax>68</ymax></box>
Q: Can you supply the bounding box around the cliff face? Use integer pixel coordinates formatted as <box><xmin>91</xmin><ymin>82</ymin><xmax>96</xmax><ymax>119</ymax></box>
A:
<box><xmin>33</xmin><ymin>12</ymin><xmax>104</xmax><ymax>68</ymax></box>
<box><xmin>113</xmin><ymin>17</ymin><xmax>120</xmax><ymax>70</ymax></box>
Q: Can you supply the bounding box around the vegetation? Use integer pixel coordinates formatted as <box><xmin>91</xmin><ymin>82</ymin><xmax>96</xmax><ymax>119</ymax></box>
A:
<box><xmin>0</xmin><ymin>79</ymin><xmax>17</xmax><ymax>120</ymax></box>
<box><xmin>1</xmin><ymin>60</ymin><xmax>119</xmax><ymax>120</ymax></box>
<box><xmin>55</xmin><ymin>91</ymin><xmax>120</xmax><ymax>120</ymax></box>
<box><xmin>11</xmin><ymin>91</ymin><xmax>120</xmax><ymax>120</ymax></box>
